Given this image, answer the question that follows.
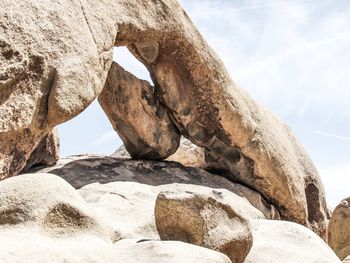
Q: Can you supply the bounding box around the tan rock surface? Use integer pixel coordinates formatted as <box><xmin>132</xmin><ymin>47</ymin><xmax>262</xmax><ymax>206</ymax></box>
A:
<box><xmin>155</xmin><ymin>190</ymin><xmax>253</xmax><ymax>263</ymax></box>
<box><xmin>1</xmin><ymin>0</ymin><xmax>327</xmax><ymax>238</ymax></box>
<box><xmin>30</xmin><ymin>155</ymin><xmax>279</xmax><ymax>220</ymax></box>
<box><xmin>245</xmin><ymin>220</ymin><xmax>340</xmax><ymax>263</ymax></box>
<box><xmin>113</xmin><ymin>239</ymin><xmax>232</xmax><ymax>263</ymax></box>
<box><xmin>99</xmin><ymin>62</ymin><xmax>180</xmax><ymax>160</ymax></box>
<box><xmin>328</xmin><ymin>197</ymin><xmax>350</xmax><ymax>260</ymax></box>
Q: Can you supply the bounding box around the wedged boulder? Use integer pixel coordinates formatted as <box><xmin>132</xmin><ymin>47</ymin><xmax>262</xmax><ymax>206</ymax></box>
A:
<box><xmin>244</xmin><ymin>220</ymin><xmax>341</xmax><ymax>263</ymax></box>
<box><xmin>79</xmin><ymin>181</ymin><xmax>264</xmax><ymax>240</ymax></box>
<box><xmin>99</xmin><ymin>62</ymin><xmax>180</xmax><ymax>160</ymax></box>
<box><xmin>21</xmin><ymin>129</ymin><xmax>60</xmax><ymax>172</ymax></box>
<box><xmin>0</xmin><ymin>173</ymin><xmax>120</xmax><ymax>262</ymax></box>
<box><xmin>29</xmin><ymin>155</ymin><xmax>279</xmax><ymax>220</ymax></box>
<box><xmin>155</xmin><ymin>191</ymin><xmax>253</xmax><ymax>263</ymax></box>
<box><xmin>113</xmin><ymin>239</ymin><xmax>232</xmax><ymax>263</ymax></box>
<box><xmin>328</xmin><ymin>197</ymin><xmax>350</xmax><ymax>260</ymax></box>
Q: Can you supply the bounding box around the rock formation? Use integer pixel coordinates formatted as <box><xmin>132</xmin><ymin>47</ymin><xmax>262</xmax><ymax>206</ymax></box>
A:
<box><xmin>1</xmin><ymin>161</ymin><xmax>340</xmax><ymax>262</ymax></box>
<box><xmin>29</xmin><ymin>154</ymin><xmax>279</xmax><ymax>220</ymax></box>
<box><xmin>328</xmin><ymin>197</ymin><xmax>350</xmax><ymax>260</ymax></box>
<box><xmin>155</xmin><ymin>191</ymin><xmax>253</xmax><ymax>263</ymax></box>
<box><xmin>0</xmin><ymin>0</ymin><xmax>328</xmax><ymax>237</ymax></box>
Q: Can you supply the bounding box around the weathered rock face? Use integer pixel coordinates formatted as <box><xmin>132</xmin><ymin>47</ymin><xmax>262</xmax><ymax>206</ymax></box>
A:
<box><xmin>1</xmin><ymin>0</ymin><xmax>327</xmax><ymax>238</ymax></box>
<box><xmin>21</xmin><ymin>129</ymin><xmax>60</xmax><ymax>172</ymax></box>
<box><xmin>29</xmin><ymin>154</ymin><xmax>279</xmax><ymax>220</ymax></box>
<box><xmin>245</xmin><ymin>220</ymin><xmax>341</xmax><ymax>263</ymax></box>
<box><xmin>328</xmin><ymin>198</ymin><xmax>350</xmax><ymax>260</ymax></box>
<box><xmin>113</xmin><ymin>239</ymin><xmax>232</xmax><ymax>263</ymax></box>
<box><xmin>0</xmin><ymin>0</ymin><xmax>115</xmax><ymax>178</ymax></box>
<box><xmin>99</xmin><ymin>62</ymin><xmax>180</xmax><ymax>160</ymax></box>
<box><xmin>155</xmin><ymin>191</ymin><xmax>253</xmax><ymax>263</ymax></box>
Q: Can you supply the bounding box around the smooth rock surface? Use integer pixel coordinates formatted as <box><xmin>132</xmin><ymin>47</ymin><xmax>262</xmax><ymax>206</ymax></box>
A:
<box><xmin>0</xmin><ymin>173</ymin><xmax>120</xmax><ymax>262</ymax></box>
<box><xmin>29</xmin><ymin>155</ymin><xmax>279</xmax><ymax>220</ymax></box>
<box><xmin>80</xmin><ymin>181</ymin><xmax>263</xmax><ymax>240</ymax></box>
<box><xmin>155</xmin><ymin>191</ymin><xmax>253</xmax><ymax>263</ymax></box>
<box><xmin>328</xmin><ymin>197</ymin><xmax>350</xmax><ymax>260</ymax></box>
<box><xmin>99</xmin><ymin>62</ymin><xmax>180</xmax><ymax>160</ymax></box>
<box><xmin>113</xmin><ymin>239</ymin><xmax>232</xmax><ymax>263</ymax></box>
<box><xmin>244</xmin><ymin>220</ymin><xmax>341</xmax><ymax>263</ymax></box>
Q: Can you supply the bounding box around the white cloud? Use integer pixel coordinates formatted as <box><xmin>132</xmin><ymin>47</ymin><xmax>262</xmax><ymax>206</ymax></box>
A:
<box><xmin>315</xmin><ymin>131</ymin><xmax>350</xmax><ymax>142</ymax></box>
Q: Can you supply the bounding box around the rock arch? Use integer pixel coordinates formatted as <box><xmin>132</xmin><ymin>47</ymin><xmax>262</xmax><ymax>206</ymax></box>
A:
<box><xmin>0</xmin><ymin>0</ymin><xmax>328</xmax><ymax>238</ymax></box>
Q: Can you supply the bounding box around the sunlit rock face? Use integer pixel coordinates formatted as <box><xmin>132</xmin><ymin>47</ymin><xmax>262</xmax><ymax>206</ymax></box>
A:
<box><xmin>1</xmin><ymin>0</ymin><xmax>328</xmax><ymax>238</ymax></box>
<box><xmin>328</xmin><ymin>197</ymin><xmax>350</xmax><ymax>260</ymax></box>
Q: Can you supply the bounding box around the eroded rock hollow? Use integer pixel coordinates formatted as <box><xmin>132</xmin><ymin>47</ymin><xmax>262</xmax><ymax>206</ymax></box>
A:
<box><xmin>1</xmin><ymin>0</ymin><xmax>328</xmax><ymax>239</ymax></box>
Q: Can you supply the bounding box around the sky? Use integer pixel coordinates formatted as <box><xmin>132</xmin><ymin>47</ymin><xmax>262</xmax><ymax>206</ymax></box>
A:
<box><xmin>58</xmin><ymin>0</ymin><xmax>350</xmax><ymax>207</ymax></box>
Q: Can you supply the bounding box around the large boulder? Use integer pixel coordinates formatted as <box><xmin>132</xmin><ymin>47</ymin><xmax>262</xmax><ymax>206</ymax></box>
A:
<box><xmin>0</xmin><ymin>173</ymin><xmax>120</xmax><ymax>262</ymax></box>
<box><xmin>29</xmin><ymin>155</ymin><xmax>279</xmax><ymax>220</ymax></box>
<box><xmin>0</xmin><ymin>0</ymin><xmax>115</xmax><ymax>178</ymax></box>
<box><xmin>155</xmin><ymin>191</ymin><xmax>253</xmax><ymax>263</ymax></box>
<box><xmin>328</xmin><ymin>197</ymin><xmax>350</xmax><ymax>260</ymax></box>
<box><xmin>1</xmin><ymin>0</ymin><xmax>328</xmax><ymax>237</ymax></box>
<box><xmin>99</xmin><ymin>62</ymin><xmax>180</xmax><ymax>160</ymax></box>
<box><xmin>114</xmin><ymin>239</ymin><xmax>231</xmax><ymax>263</ymax></box>
<box><xmin>244</xmin><ymin>220</ymin><xmax>340</xmax><ymax>263</ymax></box>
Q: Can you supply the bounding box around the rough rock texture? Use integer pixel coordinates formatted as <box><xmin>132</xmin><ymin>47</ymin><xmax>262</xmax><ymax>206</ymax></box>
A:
<box><xmin>155</xmin><ymin>191</ymin><xmax>253</xmax><ymax>263</ymax></box>
<box><xmin>328</xmin><ymin>197</ymin><xmax>350</xmax><ymax>260</ymax></box>
<box><xmin>0</xmin><ymin>173</ymin><xmax>121</xmax><ymax>262</ymax></box>
<box><xmin>99</xmin><ymin>62</ymin><xmax>180</xmax><ymax>160</ymax></box>
<box><xmin>80</xmin><ymin>181</ymin><xmax>264</xmax><ymax>240</ymax></box>
<box><xmin>29</xmin><ymin>155</ymin><xmax>279</xmax><ymax>220</ymax></box>
<box><xmin>1</xmin><ymin>0</ymin><xmax>327</xmax><ymax>237</ymax></box>
<box><xmin>0</xmin><ymin>0</ymin><xmax>115</xmax><ymax>178</ymax></box>
<box><xmin>113</xmin><ymin>239</ymin><xmax>232</xmax><ymax>263</ymax></box>
<box><xmin>245</xmin><ymin>220</ymin><xmax>341</xmax><ymax>263</ymax></box>
<box><xmin>21</xmin><ymin>129</ymin><xmax>60</xmax><ymax>172</ymax></box>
